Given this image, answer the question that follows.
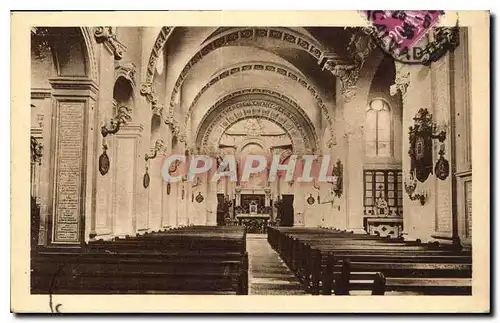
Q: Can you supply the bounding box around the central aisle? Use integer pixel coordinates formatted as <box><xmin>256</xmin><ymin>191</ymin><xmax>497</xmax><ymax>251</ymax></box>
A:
<box><xmin>247</xmin><ymin>234</ymin><xmax>307</xmax><ymax>295</ymax></box>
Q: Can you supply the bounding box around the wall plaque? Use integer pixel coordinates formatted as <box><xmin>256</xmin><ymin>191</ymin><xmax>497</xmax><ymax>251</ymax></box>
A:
<box><xmin>53</xmin><ymin>102</ymin><xmax>84</xmax><ymax>243</ymax></box>
<box><xmin>465</xmin><ymin>180</ymin><xmax>472</xmax><ymax>238</ymax></box>
<box><xmin>436</xmin><ymin>179</ymin><xmax>451</xmax><ymax>233</ymax></box>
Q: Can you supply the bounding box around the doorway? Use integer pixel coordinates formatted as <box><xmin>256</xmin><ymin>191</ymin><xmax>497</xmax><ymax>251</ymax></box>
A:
<box><xmin>279</xmin><ymin>194</ymin><xmax>294</xmax><ymax>227</ymax></box>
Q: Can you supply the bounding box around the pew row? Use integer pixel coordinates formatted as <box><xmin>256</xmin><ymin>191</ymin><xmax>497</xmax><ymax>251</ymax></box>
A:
<box><xmin>32</xmin><ymin>226</ymin><xmax>249</xmax><ymax>295</ymax></box>
<box><xmin>267</xmin><ymin>227</ymin><xmax>472</xmax><ymax>295</ymax></box>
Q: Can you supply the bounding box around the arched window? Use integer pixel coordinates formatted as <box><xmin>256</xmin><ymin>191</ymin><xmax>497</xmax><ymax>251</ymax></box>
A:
<box><xmin>365</xmin><ymin>98</ymin><xmax>392</xmax><ymax>157</ymax></box>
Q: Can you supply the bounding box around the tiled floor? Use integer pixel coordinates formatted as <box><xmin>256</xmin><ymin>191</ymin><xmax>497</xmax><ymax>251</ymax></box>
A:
<box><xmin>247</xmin><ymin>234</ymin><xmax>307</xmax><ymax>295</ymax></box>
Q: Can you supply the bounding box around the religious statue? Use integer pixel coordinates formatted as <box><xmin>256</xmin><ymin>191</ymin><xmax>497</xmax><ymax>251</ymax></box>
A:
<box><xmin>249</xmin><ymin>201</ymin><xmax>258</xmax><ymax>214</ymax></box>
<box><xmin>375</xmin><ymin>192</ymin><xmax>389</xmax><ymax>216</ymax></box>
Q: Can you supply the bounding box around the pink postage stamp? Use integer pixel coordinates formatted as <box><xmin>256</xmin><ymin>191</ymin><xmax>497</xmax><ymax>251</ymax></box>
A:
<box><xmin>362</xmin><ymin>10</ymin><xmax>458</xmax><ymax>64</ymax></box>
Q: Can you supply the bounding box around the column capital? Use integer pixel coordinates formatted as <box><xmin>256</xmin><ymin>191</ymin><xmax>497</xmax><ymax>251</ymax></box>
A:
<box><xmin>390</xmin><ymin>62</ymin><xmax>411</xmax><ymax>100</ymax></box>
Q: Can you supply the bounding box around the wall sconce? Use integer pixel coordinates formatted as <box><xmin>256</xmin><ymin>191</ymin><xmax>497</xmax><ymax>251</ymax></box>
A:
<box><xmin>99</xmin><ymin>105</ymin><xmax>132</xmax><ymax>176</ymax></box>
<box><xmin>143</xmin><ymin>139</ymin><xmax>165</xmax><ymax>189</ymax></box>
<box><xmin>191</xmin><ymin>177</ymin><xmax>201</xmax><ymax>193</ymax></box>
<box><xmin>144</xmin><ymin>139</ymin><xmax>165</xmax><ymax>162</ymax></box>
<box><xmin>404</xmin><ymin>171</ymin><xmax>428</xmax><ymax>205</ymax></box>
<box><xmin>101</xmin><ymin>105</ymin><xmax>132</xmax><ymax>138</ymax></box>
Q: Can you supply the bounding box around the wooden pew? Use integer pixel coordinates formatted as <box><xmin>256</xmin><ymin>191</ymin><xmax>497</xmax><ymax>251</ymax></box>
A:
<box><xmin>32</xmin><ymin>226</ymin><xmax>249</xmax><ymax>295</ymax></box>
<box><xmin>267</xmin><ymin>226</ymin><xmax>472</xmax><ymax>295</ymax></box>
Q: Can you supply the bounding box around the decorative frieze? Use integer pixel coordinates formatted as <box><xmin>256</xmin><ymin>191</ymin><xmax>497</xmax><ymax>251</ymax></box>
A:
<box><xmin>94</xmin><ymin>27</ymin><xmax>127</xmax><ymax>60</ymax></box>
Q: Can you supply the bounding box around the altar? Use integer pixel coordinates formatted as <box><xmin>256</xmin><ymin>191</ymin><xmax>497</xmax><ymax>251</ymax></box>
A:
<box><xmin>236</xmin><ymin>213</ymin><xmax>270</xmax><ymax>234</ymax></box>
<box><xmin>235</xmin><ymin>199</ymin><xmax>271</xmax><ymax>233</ymax></box>
<box><xmin>363</xmin><ymin>216</ymin><xmax>403</xmax><ymax>239</ymax></box>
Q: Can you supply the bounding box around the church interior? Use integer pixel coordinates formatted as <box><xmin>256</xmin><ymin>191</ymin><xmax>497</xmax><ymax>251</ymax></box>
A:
<box><xmin>30</xmin><ymin>26</ymin><xmax>472</xmax><ymax>295</ymax></box>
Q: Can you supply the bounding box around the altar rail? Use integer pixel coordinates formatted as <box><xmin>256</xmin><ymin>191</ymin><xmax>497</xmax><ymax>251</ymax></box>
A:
<box><xmin>268</xmin><ymin>227</ymin><xmax>472</xmax><ymax>295</ymax></box>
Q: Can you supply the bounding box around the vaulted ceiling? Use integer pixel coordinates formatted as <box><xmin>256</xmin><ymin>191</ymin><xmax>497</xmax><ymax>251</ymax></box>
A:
<box><xmin>154</xmin><ymin>26</ymin><xmax>364</xmax><ymax>152</ymax></box>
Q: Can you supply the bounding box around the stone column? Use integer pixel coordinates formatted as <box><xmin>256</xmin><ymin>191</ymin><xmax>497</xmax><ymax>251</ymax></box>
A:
<box><xmin>160</xmin><ymin>126</ymin><xmax>172</xmax><ymax>228</ymax></box>
<box><xmin>338</xmin><ymin>82</ymin><xmax>366</xmax><ymax>233</ymax></box>
<box><xmin>293</xmin><ymin>182</ymin><xmax>305</xmax><ymax>227</ymax></box>
<box><xmin>110</xmin><ymin>123</ymin><xmax>143</xmax><ymax>237</ymax></box>
<box><xmin>48</xmin><ymin>78</ymin><xmax>98</xmax><ymax>245</ymax></box>
<box><xmin>147</xmin><ymin>146</ymin><xmax>165</xmax><ymax>232</ymax></box>
<box><xmin>206</xmin><ymin>174</ymin><xmax>218</xmax><ymax>225</ymax></box>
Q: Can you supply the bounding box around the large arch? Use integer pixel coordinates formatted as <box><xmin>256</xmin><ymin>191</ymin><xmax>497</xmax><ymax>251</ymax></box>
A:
<box><xmin>196</xmin><ymin>96</ymin><xmax>319</xmax><ymax>154</ymax></box>
<box><xmin>184</xmin><ymin>61</ymin><xmax>334</xmax><ymax>138</ymax></box>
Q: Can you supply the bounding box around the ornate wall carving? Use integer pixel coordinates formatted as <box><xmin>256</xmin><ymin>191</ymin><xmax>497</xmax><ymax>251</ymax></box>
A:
<box><xmin>94</xmin><ymin>27</ymin><xmax>127</xmax><ymax>60</ymax></box>
<box><xmin>138</xmin><ymin>27</ymin><xmax>176</xmax><ymax>131</ymax></box>
<box><xmin>322</xmin><ymin>27</ymin><xmax>377</xmax><ymax>102</ymax></box>
<box><xmin>115</xmin><ymin>62</ymin><xmax>137</xmax><ymax>88</ymax></box>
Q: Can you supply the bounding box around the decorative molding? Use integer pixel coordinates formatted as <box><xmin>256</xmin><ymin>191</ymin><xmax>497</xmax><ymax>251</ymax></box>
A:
<box><xmin>185</xmin><ymin>62</ymin><xmax>334</xmax><ymax>139</ymax></box>
<box><xmin>144</xmin><ymin>27</ymin><xmax>174</xmax><ymax>85</ymax></box>
<box><xmin>327</xmin><ymin>63</ymin><xmax>359</xmax><ymax>102</ymax></box>
<box><xmin>94</xmin><ymin>27</ymin><xmax>127</xmax><ymax>60</ymax></box>
<box><xmin>346</xmin><ymin>27</ymin><xmax>377</xmax><ymax>69</ymax></box>
<box><xmin>196</xmin><ymin>96</ymin><xmax>319</xmax><ymax>154</ymax></box>
<box><xmin>80</xmin><ymin>27</ymin><xmax>100</xmax><ymax>83</ymax></box>
<box><xmin>139</xmin><ymin>27</ymin><xmax>175</xmax><ymax>128</ymax></box>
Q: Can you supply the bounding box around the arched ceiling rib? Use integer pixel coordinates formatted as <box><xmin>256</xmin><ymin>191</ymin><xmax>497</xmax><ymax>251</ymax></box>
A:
<box><xmin>195</xmin><ymin>93</ymin><xmax>319</xmax><ymax>154</ymax></box>
<box><xmin>184</xmin><ymin>61</ymin><xmax>334</xmax><ymax>137</ymax></box>
<box><xmin>141</xmin><ymin>26</ymin><xmax>377</xmax><ymax>147</ymax></box>
<box><xmin>168</xmin><ymin>27</ymin><xmax>350</xmax><ymax>116</ymax></box>
<box><xmin>180</xmin><ymin>46</ymin><xmax>295</xmax><ymax>106</ymax></box>
<box><xmin>189</xmin><ymin>72</ymin><xmax>323</xmax><ymax>137</ymax></box>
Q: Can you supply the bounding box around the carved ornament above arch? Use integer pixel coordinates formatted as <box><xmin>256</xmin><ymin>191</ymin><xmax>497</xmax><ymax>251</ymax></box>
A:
<box><xmin>196</xmin><ymin>99</ymin><xmax>319</xmax><ymax>154</ymax></box>
<box><xmin>115</xmin><ymin>62</ymin><xmax>137</xmax><ymax>89</ymax></box>
<box><xmin>190</xmin><ymin>88</ymin><xmax>320</xmax><ymax>145</ymax></box>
